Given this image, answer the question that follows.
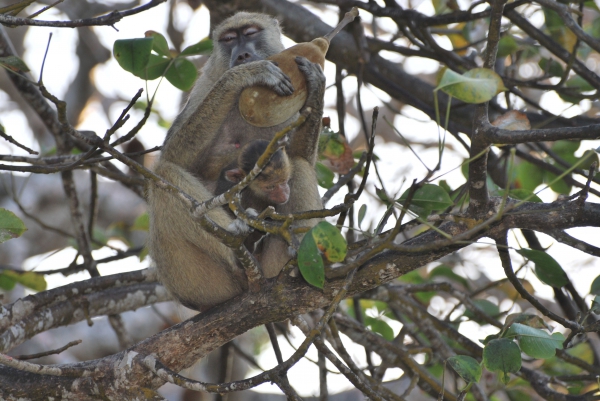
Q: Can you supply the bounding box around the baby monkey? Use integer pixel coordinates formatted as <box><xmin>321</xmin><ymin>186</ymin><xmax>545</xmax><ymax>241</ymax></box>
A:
<box><xmin>216</xmin><ymin>139</ymin><xmax>292</xmax><ymax>211</ymax></box>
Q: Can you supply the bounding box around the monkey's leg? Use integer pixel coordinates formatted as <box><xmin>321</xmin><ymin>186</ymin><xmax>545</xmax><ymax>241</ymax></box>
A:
<box><xmin>148</xmin><ymin>161</ymin><xmax>247</xmax><ymax>311</ymax></box>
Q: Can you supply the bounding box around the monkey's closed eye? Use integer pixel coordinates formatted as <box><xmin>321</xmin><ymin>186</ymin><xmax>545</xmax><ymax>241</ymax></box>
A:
<box><xmin>243</xmin><ymin>26</ymin><xmax>262</xmax><ymax>36</ymax></box>
<box><xmin>219</xmin><ymin>31</ymin><xmax>238</xmax><ymax>42</ymax></box>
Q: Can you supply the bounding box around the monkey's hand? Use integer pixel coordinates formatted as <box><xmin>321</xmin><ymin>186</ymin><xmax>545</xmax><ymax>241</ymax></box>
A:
<box><xmin>226</xmin><ymin>209</ymin><xmax>258</xmax><ymax>235</ymax></box>
<box><xmin>227</xmin><ymin>218</ymin><xmax>253</xmax><ymax>235</ymax></box>
<box><xmin>295</xmin><ymin>56</ymin><xmax>326</xmax><ymax>114</ymax></box>
<box><xmin>237</xmin><ymin>60</ymin><xmax>294</xmax><ymax>97</ymax></box>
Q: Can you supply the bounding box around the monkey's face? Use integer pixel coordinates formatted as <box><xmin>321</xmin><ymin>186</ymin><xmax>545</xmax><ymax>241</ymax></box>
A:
<box><xmin>223</xmin><ymin>165</ymin><xmax>290</xmax><ymax>205</ymax></box>
<box><xmin>253</xmin><ymin>178</ymin><xmax>290</xmax><ymax>205</ymax></box>
<box><xmin>253</xmin><ymin>159</ymin><xmax>292</xmax><ymax>205</ymax></box>
<box><xmin>218</xmin><ymin>25</ymin><xmax>266</xmax><ymax>68</ymax></box>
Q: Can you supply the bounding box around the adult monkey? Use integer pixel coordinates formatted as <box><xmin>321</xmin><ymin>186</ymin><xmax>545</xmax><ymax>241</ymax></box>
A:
<box><xmin>148</xmin><ymin>12</ymin><xmax>324</xmax><ymax>311</ymax></box>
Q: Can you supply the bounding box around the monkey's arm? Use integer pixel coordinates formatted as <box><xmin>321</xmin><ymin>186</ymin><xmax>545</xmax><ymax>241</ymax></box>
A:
<box><xmin>259</xmin><ymin>58</ymin><xmax>325</xmax><ymax>278</ymax></box>
<box><xmin>286</xmin><ymin>57</ymin><xmax>326</xmax><ymax>165</ymax></box>
<box><xmin>161</xmin><ymin>61</ymin><xmax>294</xmax><ymax>169</ymax></box>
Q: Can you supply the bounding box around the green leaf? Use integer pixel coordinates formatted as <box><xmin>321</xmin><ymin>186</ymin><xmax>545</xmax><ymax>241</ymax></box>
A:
<box><xmin>0</xmin><ymin>208</ymin><xmax>27</xmax><ymax>243</ymax></box>
<box><xmin>0</xmin><ymin>272</ymin><xmax>17</xmax><ymax>290</ymax></box>
<box><xmin>90</xmin><ymin>227</ymin><xmax>109</xmax><ymax>250</ymax></box>
<box><xmin>399</xmin><ymin>270</ymin><xmax>425</xmax><ymax>285</ymax></box>
<box><xmin>133</xmin><ymin>54</ymin><xmax>171</xmax><ymax>80</ymax></box>
<box><xmin>436</xmin><ymin>68</ymin><xmax>506</xmax><ymax>104</ymax></box>
<box><xmin>15</xmin><ymin>271</ymin><xmax>47</xmax><ymax>292</ymax></box>
<box><xmin>357</xmin><ymin>204</ymin><xmax>367</xmax><ymax>228</ymax></box>
<box><xmin>365</xmin><ymin>316</ymin><xmax>395</xmax><ymax>341</ymax></box>
<box><xmin>523</xmin><ymin>45</ymin><xmax>542</xmax><ymax>61</ymax></box>
<box><xmin>132</xmin><ymin>213</ymin><xmax>149</xmax><ymax>231</ymax></box>
<box><xmin>578</xmin><ymin>149</ymin><xmax>599</xmax><ymax>170</ymax></box>
<box><xmin>538</xmin><ymin>58</ymin><xmax>564</xmax><ymax>77</ymax></box>
<box><xmin>375</xmin><ymin>187</ymin><xmax>390</xmax><ymax>204</ymax></box>
<box><xmin>447</xmin><ymin>355</ymin><xmax>482</xmax><ymax>383</ymax></box>
<box><xmin>483</xmin><ymin>339</ymin><xmax>522</xmax><ymax>384</ymax></box>
<box><xmin>180</xmin><ymin>38</ymin><xmax>213</xmax><ymax>56</ymax></box>
<box><xmin>311</xmin><ymin>221</ymin><xmax>347</xmax><ymax>263</ymax></box>
<box><xmin>506</xmin><ymin>389</ymin><xmax>534</xmax><ymax>401</ymax></box>
<box><xmin>481</xmin><ymin>333</ymin><xmax>499</xmax><ymax>345</ymax></box>
<box><xmin>315</xmin><ymin>162</ymin><xmax>334</xmax><ymax>189</ymax></box>
<box><xmin>565</xmin><ymin>75</ymin><xmax>595</xmax><ymax>92</ymax></box>
<box><xmin>298</xmin><ymin>233</ymin><xmax>325</xmax><ymax>289</ymax></box>
<box><xmin>320</xmin><ymin>131</ymin><xmax>346</xmax><ymax>158</ymax></box>
<box><xmin>464</xmin><ymin>299</ymin><xmax>500</xmax><ymax>323</ymax></box>
<box><xmin>591</xmin><ymin>275</ymin><xmax>600</xmax><ymax>296</ymax></box>
<box><xmin>0</xmin><ymin>56</ymin><xmax>30</xmax><ymax>73</ymax></box>
<box><xmin>515</xmin><ymin>161</ymin><xmax>544</xmax><ymax>191</ymax></box>
<box><xmin>410</xmin><ymin>184</ymin><xmax>454</xmax><ymax>210</ymax></box>
<box><xmin>139</xmin><ymin>246</ymin><xmax>149</xmax><ymax>262</ymax></box>
<box><xmin>560</xmin><ymin>77</ymin><xmax>593</xmax><ymax>103</ymax></box>
<box><xmin>461</xmin><ymin>160</ymin><xmax>469</xmax><ymax>179</ymax></box>
<box><xmin>504</xmin><ymin>323</ymin><xmax>564</xmax><ymax>359</ymax></box>
<box><xmin>438</xmin><ymin>180</ymin><xmax>452</xmax><ymax>194</ymax></box>
<box><xmin>591</xmin><ymin>295</ymin><xmax>600</xmax><ymax>314</ymax></box>
<box><xmin>497</xmin><ymin>36</ymin><xmax>518</xmax><ymax>58</ymax></box>
<box><xmin>319</xmin><ymin>125</ymin><xmax>336</xmax><ymax>151</ymax></box>
<box><xmin>544</xmin><ymin>8</ymin><xmax>566</xmax><ymax>34</ymax></box>
<box><xmin>353</xmin><ymin>151</ymin><xmax>378</xmax><ymax>161</ymax></box>
<box><xmin>547</xmin><ymin>143</ymin><xmax>578</xmax><ymax>180</ymax></box>
<box><xmin>428</xmin><ymin>363</ymin><xmax>444</xmax><ymax>379</ymax></box>
<box><xmin>398</xmin><ymin>270</ymin><xmax>436</xmax><ymax>303</ymax></box>
<box><xmin>113</xmin><ymin>38</ymin><xmax>153</xmax><ymax>74</ymax></box>
<box><xmin>516</xmin><ymin>248</ymin><xmax>568</xmax><ymax>288</ymax></box>
<box><xmin>552</xmin><ymin>140</ymin><xmax>580</xmax><ymax>157</ymax></box>
<box><xmin>558</xmin><ymin>91</ymin><xmax>584</xmax><ymax>105</ymax></box>
<box><xmin>544</xmin><ymin>8</ymin><xmax>577</xmax><ymax>52</ymax></box>
<box><xmin>397</xmin><ymin>184</ymin><xmax>453</xmax><ymax>219</ymax></box>
<box><xmin>504</xmin><ymin>313</ymin><xmax>552</xmax><ymax>331</ymax></box>
<box><xmin>545</xmin><ymin>170</ymin><xmax>572</xmax><ymax>195</ymax></box>
<box><xmin>165</xmin><ymin>57</ymin><xmax>197</xmax><ymax>91</ymax></box>
<box><xmin>145</xmin><ymin>31</ymin><xmax>171</xmax><ymax>57</ymax></box>
<box><xmin>429</xmin><ymin>265</ymin><xmax>469</xmax><ymax>288</ymax></box>
<box><xmin>0</xmin><ymin>270</ymin><xmax>46</xmax><ymax>292</ymax></box>
<box><xmin>506</xmin><ymin>189</ymin><xmax>542</xmax><ymax>203</ymax></box>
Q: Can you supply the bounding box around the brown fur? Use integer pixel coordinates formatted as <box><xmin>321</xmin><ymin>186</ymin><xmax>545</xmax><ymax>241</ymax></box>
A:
<box><xmin>216</xmin><ymin>139</ymin><xmax>292</xmax><ymax>211</ymax></box>
<box><xmin>148</xmin><ymin>12</ymin><xmax>324</xmax><ymax>311</ymax></box>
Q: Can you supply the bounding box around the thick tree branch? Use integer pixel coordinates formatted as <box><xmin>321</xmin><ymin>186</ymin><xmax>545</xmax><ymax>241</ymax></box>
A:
<box><xmin>0</xmin><ymin>0</ymin><xmax>167</xmax><ymax>28</ymax></box>
<box><xmin>1</xmin><ymin>197</ymin><xmax>599</xmax><ymax>396</ymax></box>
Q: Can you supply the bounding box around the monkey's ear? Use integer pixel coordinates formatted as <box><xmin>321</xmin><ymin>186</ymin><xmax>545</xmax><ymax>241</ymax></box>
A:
<box><xmin>225</xmin><ymin>168</ymin><xmax>245</xmax><ymax>183</ymax></box>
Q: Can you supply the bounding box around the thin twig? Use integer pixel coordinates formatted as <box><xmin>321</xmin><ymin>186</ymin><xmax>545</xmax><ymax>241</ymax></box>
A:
<box><xmin>26</xmin><ymin>0</ymin><xmax>64</xmax><ymax>19</ymax></box>
<box><xmin>0</xmin><ymin>129</ymin><xmax>38</xmax><ymax>154</ymax></box>
<box><xmin>0</xmin><ymin>0</ymin><xmax>167</xmax><ymax>28</ymax></box>
<box><xmin>495</xmin><ymin>232</ymin><xmax>582</xmax><ymax>332</ymax></box>
<box><xmin>14</xmin><ymin>340</ymin><xmax>82</xmax><ymax>360</ymax></box>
